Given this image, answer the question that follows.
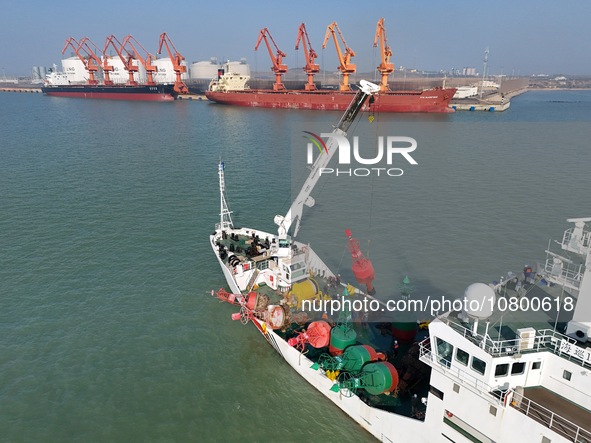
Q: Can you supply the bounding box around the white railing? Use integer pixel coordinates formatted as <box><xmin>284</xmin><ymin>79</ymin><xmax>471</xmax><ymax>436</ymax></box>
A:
<box><xmin>562</xmin><ymin>227</ymin><xmax>591</xmax><ymax>255</ymax></box>
<box><xmin>543</xmin><ymin>256</ymin><xmax>584</xmax><ymax>290</ymax></box>
<box><xmin>438</xmin><ymin>320</ymin><xmax>591</xmax><ymax>369</ymax></box>
<box><xmin>418</xmin><ymin>338</ymin><xmax>506</xmax><ymax>406</ymax></box>
<box><xmin>508</xmin><ymin>389</ymin><xmax>591</xmax><ymax>443</ymax></box>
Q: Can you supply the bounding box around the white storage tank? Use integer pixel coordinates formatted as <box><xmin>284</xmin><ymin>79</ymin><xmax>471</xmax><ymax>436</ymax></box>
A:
<box><xmin>102</xmin><ymin>56</ymin><xmax>146</xmax><ymax>84</ymax></box>
<box><xmin>31</xmin><ymin>66</ymin><xmax>42</xmax><ymax>83</ymax></box>
<box><xmin>190</xmin><ymin>58</ymin><xmax>220</xmax><ymax>80</ymax></box>
<box><xmin>61</xmin><ymin>57</ymin><xmax>88</xmax><ymax>83</ymax></box>
<box><xmin>223</xmin><ymin>59</ymin><xmax>250</xmax><ymax>76</ymax></box>
<box><xmin>153</xmin><ymin>57</ymin><xmax>188</xmax><ymax>84</ymax></box>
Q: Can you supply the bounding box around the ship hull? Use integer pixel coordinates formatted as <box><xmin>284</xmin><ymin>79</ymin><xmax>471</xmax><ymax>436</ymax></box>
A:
<box><xmin>41</xmin><ymin>85</ymin><xmax>177</xmax><ymax>101</ymax></box>
<box><xmin>205</xmin><ymin>88</ymin><xmax>456</xmax><ymax>113</ymax></box>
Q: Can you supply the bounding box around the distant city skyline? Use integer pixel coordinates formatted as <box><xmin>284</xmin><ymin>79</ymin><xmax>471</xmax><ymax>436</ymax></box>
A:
<box><xmin>1</xmin><ymin>0</ymin><xmax>590</xmax><ymax>77</ymax></box>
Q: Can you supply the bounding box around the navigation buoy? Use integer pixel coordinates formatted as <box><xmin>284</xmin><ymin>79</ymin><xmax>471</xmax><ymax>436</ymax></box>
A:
<box><xmin>345</xmin><ymin>229</ymin><xmax>376</xmax><ymax>295</ymax></box>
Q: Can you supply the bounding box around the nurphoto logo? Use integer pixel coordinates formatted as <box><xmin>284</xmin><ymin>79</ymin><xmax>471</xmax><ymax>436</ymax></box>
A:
<box><xmin>303</xmin><ymin>131</ymin><xmax>418</xmax><ymax>177</ymax></box>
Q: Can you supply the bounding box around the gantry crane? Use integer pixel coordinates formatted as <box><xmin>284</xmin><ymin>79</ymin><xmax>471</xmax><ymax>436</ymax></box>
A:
<box><xmin>157</xmin><ymin>32</ymin><xmax>189</xmax><ymax>94</ymax></box>
<box><xmin>373</xmin><ymin>18</ymin><xmax>394</xmax><ymax>92</ymax></box>
<box><xmin>322</xmin><ymin>22</ymin><xmax>356</xmax><ymax>91</ymax></box>
<box><xmin>103</xmin><ymin>35</ymin><xmax>138</xmax><ymax>85</ymax></box>
<box><xmin>255</xmin><ymin>28</ymin><xmax>287</xmax><ymax>91</ymax></box>
<box><xmin>62</xmin><ymin>37</ymin><xmax>102</xmax><ymax>85</ymax></box>
<box><xmin>295</xmin><ymin>23</ymin><xmax>319</xmax><ymax>91</ymax></box>
<box><xmin>122</xmin><ymin>35</ymin><xmax>157</xmax><ymax>86</ymax></box>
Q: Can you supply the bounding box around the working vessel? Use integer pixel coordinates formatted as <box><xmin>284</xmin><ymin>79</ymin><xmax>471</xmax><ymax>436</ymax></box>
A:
<box><xmin>209</xmin><ymin>80</ymin><xmax>591</xmax><ymax>442</ymax></box>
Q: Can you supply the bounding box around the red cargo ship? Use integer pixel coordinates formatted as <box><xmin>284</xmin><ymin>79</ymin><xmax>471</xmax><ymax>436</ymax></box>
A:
<box><xmin>206</xmin><ymin>21</ymin><xmax>456</xmax><ymax>113</ymax></box>
<box><xmin>205</xmin><ymin>86</ymin><xmax>456</xmax><ymax>113</ymax></box>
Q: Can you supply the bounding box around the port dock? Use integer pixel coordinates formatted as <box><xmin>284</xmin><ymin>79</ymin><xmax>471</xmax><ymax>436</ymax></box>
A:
<box><xmin>0</xmin><ymin>87</ymin><xmax>42</xmax><ymax>93</ymax></box>
<box><xmin>450</xmin><ymin>78</ymin><xmax>529</xmax><ymax>112</ymax></box>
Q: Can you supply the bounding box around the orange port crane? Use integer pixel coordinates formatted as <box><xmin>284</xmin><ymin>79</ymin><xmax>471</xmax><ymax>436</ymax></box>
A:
<box><xmin>255</xmin><ymin>28</ymin><xmax>287</xmax><ymax>91</ymax></box>
<box><xmin>295</xmin><ymin>23</ymin><xmax>319</xmax><ymax>91</ymax></box>
<box><xmin>103</xmin><ymin>35</ymin><xmax>138</xmax><ymax>86</ymax></box>
<box><xmin>157</xmin><ymin>32</ymin><xmax>189</xmax><ymax>94</ymax></box>
<box><xmin>62</xmin><ymin>37</ymin><xmax>102</xmax><ymax>85</ymax></box>
<box><xmin>101</xmin><ymin>36</ymin><xmax>117</xmax><ymax>85</ymax></box>
<box><xmin>373</xmin><ymin>18</ymin><xmax>394</xmax><ymax>92</ymax></box>
<box><xmin>322</xmin><ymin>22</ymin><xmax>356</xmax><ymax>91</ymax></box>
<box><xmin>122</xmin><ymin>35</ymin><xmax>157</xmax><ymax>86</ymax></box>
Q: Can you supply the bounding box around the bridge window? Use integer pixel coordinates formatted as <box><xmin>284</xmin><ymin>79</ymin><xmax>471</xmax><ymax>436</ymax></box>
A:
<box><xmin>494</xmin><ymin>363</ymin><xmax>509</xmax><ymax>377</ymax></box>
<box><xmin>511</xmin><ymin>362</ymin><xmax>526</xmax><ymax>375</ymax></box>
<box><xmin>278</xmin><ymin>239</ymin><xmax>290</xmax><ymax>248</ymax></box>
<box><xmin>436</xmin><ymin>338</ymin><xmax>454</xmax><ymax>368</ymax></box>
<box><xmin>455</xmin><ymin>348</ymin><xmax>469</xmax><ymax>366</ymax></box>
<box><xmin>471</xmin><ymin>356</ymin><xmax>486</xmax><ymax>375</ymax></box>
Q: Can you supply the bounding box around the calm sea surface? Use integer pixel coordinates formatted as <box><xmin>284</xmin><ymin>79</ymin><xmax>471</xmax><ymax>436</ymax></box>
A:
<box><xmin>1</xmin><ymin>90</ymin><xmax>590</xmax><ymax>442</ymax></box>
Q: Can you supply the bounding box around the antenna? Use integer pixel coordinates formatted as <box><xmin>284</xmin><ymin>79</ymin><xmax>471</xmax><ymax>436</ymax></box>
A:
<box><xmin>480</xmin><ymin>47</ymin><xmax>489</xmax><ymax>99</ymax></box>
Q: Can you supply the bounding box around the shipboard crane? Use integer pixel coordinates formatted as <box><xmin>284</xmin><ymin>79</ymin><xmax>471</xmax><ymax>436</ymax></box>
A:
<box><xmin>255</xmin><ymin>28</ymin><xmax>288</xmax><ymax>91</ymax></box>
<box><xmin>62</xmin><ymin>37</ymin><xmax>102</xmax><ymax>85</ymax></box>
<box><xmin>295</xmin><ymin>23</ymin><xmax>319</xmax><ymax>91</ymax></box>
<box><xmin>157</xmin><ymin>32</ymin><xmax>189</xmax><ymax>94</ymax></box>
<box><xmin>103</xmin><ymin>35</ymin><xmax>138</xmax><ymax>86</ymax></box>
<box><xmin>373</xmin><ymin>18</ymin><xmax>394</xmax><ymax>92</ymax></box>
<box><xmin>274</xmin><ymin>80</ymin><xmax>380</xmax><ymax>250</ymax></box>
<box><xmin>121</xmin><ymin>35</ymin><xmax>157</xmax><ymax>86</ymax></box>
<box><xmin>322</xmin><ymin>22</ymin><xmax>356</xmax><ymax>91</ymax></box>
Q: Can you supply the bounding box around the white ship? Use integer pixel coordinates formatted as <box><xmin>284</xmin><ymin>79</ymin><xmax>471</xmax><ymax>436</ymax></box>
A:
<box><xmin>209</xmin><ymin>80</ymin><xmax>591</xmax><ymax>443</ymax></box>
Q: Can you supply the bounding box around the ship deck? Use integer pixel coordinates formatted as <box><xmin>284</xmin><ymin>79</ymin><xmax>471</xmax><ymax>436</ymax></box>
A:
<box><xmin>516</xmin><ymin>386</ymin><xmax>591</xmax><ymax>442</ymax></box>
<box><xmin>215</xmin><ymin>230</ymin><xmax>432</xmax><ymax>420</ymax></box>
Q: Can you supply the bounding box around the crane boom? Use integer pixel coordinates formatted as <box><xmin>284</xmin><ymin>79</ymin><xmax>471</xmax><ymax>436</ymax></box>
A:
<box><xmin>295</xmin><ymin>23</ymin><xmax>319</xmax><ymax>91</ymax></box>
<box><xmin>322</xmin><ymin>22</ymin><xmax>356</xmax><ymax>91</ymax></box>
<box><xmin>122</xmin><ymin>35</ymin><xmax>157</xmax><ymax>86</ymax></box>
<box><xmin>274</xmin><ymin>80</ymin><xmax>380</xmax><ymax>244</ymax></box>
<box><xmin>62</xmin><ymin>37</ymin><xmax>102</xmax><ymax>85</ymax></box>
<box><xmin>373</xmin><ymin>18</ymin><xmax>394</xmax><ymax>92</ymax></box>
<box><xmin>255</xmin><ymin>28</ymin><xmax>288</xmax><ymax>91</ymax></box>
<box><xmin>157</xmin><ymin>32</ymin><xmax>189</xmax><ymax>94</ymax></box>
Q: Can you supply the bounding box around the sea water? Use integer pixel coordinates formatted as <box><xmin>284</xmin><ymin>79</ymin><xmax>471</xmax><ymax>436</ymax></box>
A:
<box><xmin>1</xmin><ymin>90</ymin><xmax>590</xmax><ymax>442</ymax></box>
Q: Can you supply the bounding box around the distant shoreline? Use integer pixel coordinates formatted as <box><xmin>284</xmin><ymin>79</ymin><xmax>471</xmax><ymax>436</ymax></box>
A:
<box><xmin>529</xmin><ymin>87</ymin><xmax>591</xmax><ymax>91</ymax></box>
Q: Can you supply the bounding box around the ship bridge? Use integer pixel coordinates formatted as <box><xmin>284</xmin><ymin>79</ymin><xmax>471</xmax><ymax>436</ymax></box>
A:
<box><xmin>418</xmin><ymin>216</ymin><xmax>591</xmax><ymax>443</ymax></box>
<box><xmin>419</xmin><ymin>280</ymin><xmax>591</xmax><ymax>443</ymax></box>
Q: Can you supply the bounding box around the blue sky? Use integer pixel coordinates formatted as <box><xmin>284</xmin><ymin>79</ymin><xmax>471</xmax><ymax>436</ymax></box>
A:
<box><xmin>1</xmin><ymin>0</ymin><xmax>590</xmax><ymax>76</ymax></box>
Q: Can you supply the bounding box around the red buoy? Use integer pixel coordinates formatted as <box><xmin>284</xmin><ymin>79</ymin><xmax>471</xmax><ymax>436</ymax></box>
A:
<box><xmin>345</xmin><ymin>229</ymin><xmax>376</xmax><ymax>295</ymax></box>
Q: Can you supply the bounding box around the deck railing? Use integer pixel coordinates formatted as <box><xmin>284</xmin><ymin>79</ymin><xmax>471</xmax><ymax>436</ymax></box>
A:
<box><xmin>508</xmin><ymin>389</ymin><xmax>591</xmax><ymax>443</ymax></box>
<box><xmin>441</xmin><ymin>317</ymin><xmax>591</xmax><ymax>369</ymax></box>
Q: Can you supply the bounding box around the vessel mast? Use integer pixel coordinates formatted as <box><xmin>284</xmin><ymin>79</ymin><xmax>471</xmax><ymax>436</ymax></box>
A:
<box><xmin>373</xmin><ymin>18</ymin><xmax>394</xmax><ymax>93</ymax></box>
<box><xmin>322</xmin><ymin>22</ymin><xmax>356</xmax><ymax>92</ymax></box>
<box><xmin>295</xmin><ymin>23</ymin><xmax>319</xmax><ymax>91</ymax></box>
<box><xmin>274</xmin><ymin>80</ymin><xmax>380</xmax><ymax>242</ymax></box>
<box><xmin>217</xmin><ymin>161</ymin><xmax>233</xmax><ymax>231</ymax></box>
<box><xmin>255</xmin><ymin>28</ymin><xmax>288</xmax><ymax>91</ymax></box>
